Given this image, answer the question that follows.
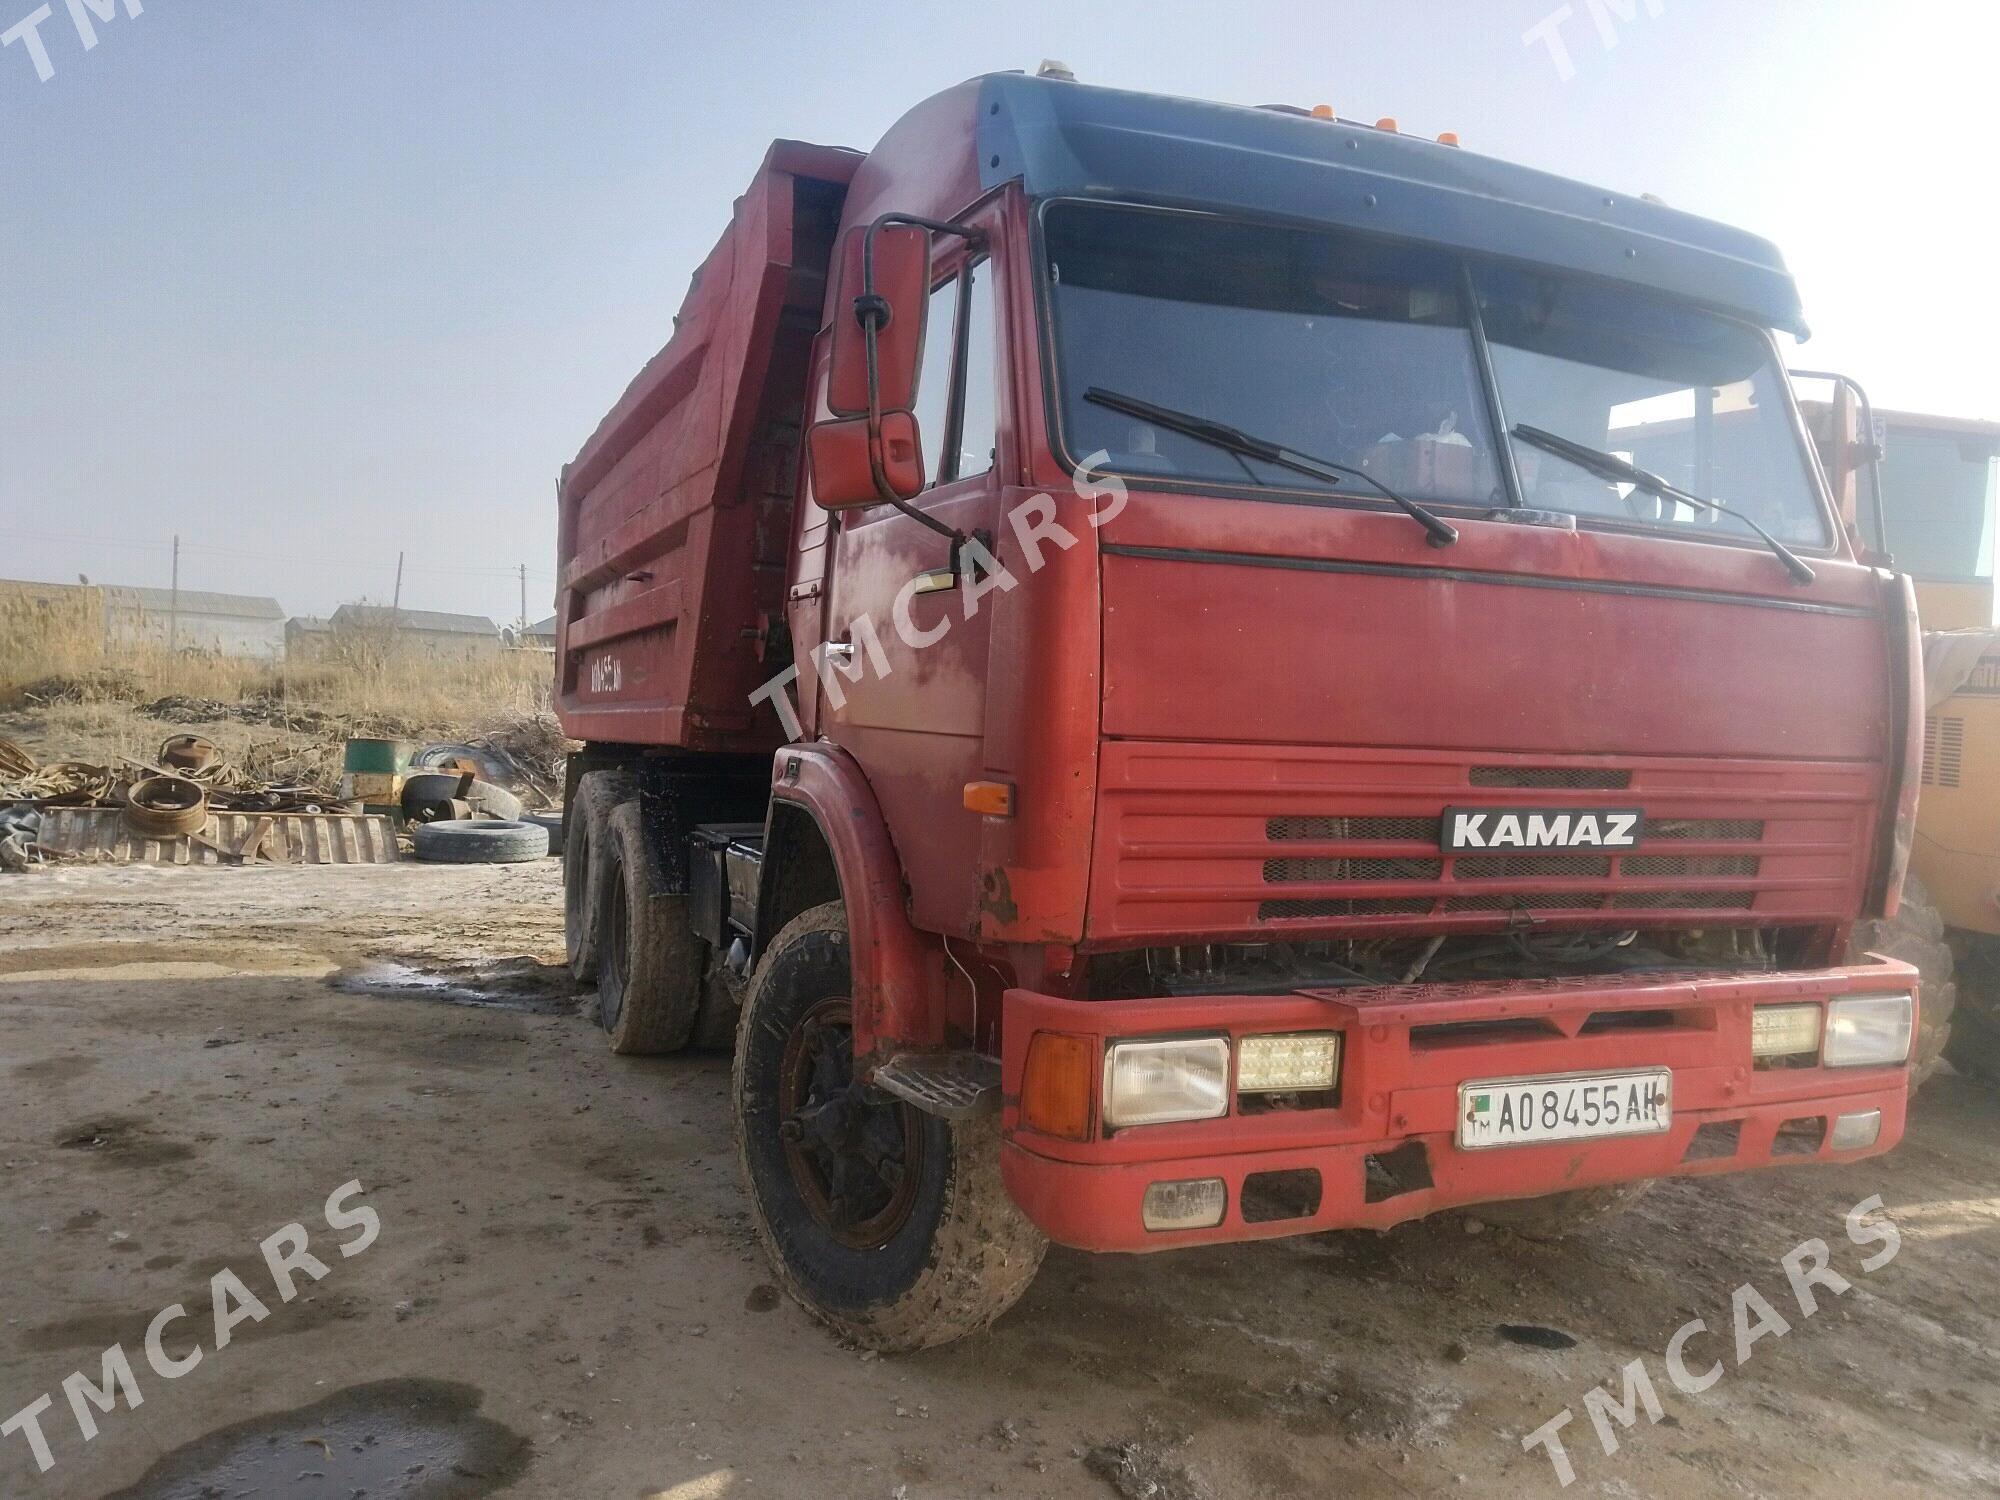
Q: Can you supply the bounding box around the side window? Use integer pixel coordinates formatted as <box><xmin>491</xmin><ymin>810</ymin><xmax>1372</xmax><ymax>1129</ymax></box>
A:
<box><xmin>910</xmin><ymin>278</ymin><xmax>958</xmax><ymax>485</ymax></box>
<box><xmin>956</xmin><ymin>261</ymin><xmax>997</xmax><ymax>479</ymax></box>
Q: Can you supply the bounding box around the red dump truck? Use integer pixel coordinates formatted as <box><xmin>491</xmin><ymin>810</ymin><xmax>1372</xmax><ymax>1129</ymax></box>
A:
<box><xmin>554</xmin><ymin>72</ymin><xmax>1926</xmax><ymax>1350</ymax></box>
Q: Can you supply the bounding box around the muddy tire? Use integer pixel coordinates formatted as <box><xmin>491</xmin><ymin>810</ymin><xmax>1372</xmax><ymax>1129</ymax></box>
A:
<box><xmin>1473</xmin><ymin>1181</ymin><xmax>1655</xmax><ymax>1241</ymax></box>
<box><xmin>1849</xmin><ymin>871</ymin><xmax>1956</xmax><ymax>1089</ymax></box>
<box><xmin>563</xmin><ymin>770</ymin><xmax>633</xmax><ymax>983</ymax></box>
<box><xmin>1943</xmin><ymin>935</ymin><xmax>2000</xmax><ymax>1084</ymax></box>
<box><xmin>734</xmin><ymin>902</ymin><xmax>1046</xmax><ymax>1351</ymax></box>
<box><xmin>596</xmin><ymin>800</ymin><xmax>704</xmax><ymax>1056</ymax></box>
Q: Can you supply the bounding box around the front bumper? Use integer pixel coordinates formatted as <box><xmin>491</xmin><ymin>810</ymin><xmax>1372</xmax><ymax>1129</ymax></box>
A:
<box><xmin>999</xmin><ymin>961</ymin><xmax>1916</xmax><ymax>1253</ymax></box>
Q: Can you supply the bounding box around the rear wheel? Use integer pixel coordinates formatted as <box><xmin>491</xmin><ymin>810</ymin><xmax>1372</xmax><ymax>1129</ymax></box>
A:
<box><xmin>563</xmin><ymin>770</ymin><xmax>633</xmax><ymax>983</ymax></box>
<box><xmin>1848</xmin><ymin>871</ymin><xmax>1956</xmax><ymax>1089</ymax></box>
<box><xmin>1473</xmin><ymin>1181</ymin><xmax>1654</xmax><ymax>1241</ymax></box>
<box><xmin>596</xmin><ymin>799</ymin><xmax>704</xmax><ymax>1055</ymax></box>
<box><xmin>734</xmin><ymin>902</ymin><xmax>1046</xmax><ymax>1350</ymax></box>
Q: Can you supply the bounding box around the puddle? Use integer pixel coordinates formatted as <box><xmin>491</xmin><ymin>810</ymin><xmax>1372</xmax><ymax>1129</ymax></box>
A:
<box><xmin>1497</xmin><ymin>1322</ymin><xmax>1579</xmax><ymax>1350</ymax></box>
<box><xmin>98</xmin><ymin>1379</ymin><xmax>529</xmax><ymax>1499</ymax></box>
<box><xmin>330</xmin><ymin>958</ymin><xmax>573</xmax><ymax>1015</ymax></box>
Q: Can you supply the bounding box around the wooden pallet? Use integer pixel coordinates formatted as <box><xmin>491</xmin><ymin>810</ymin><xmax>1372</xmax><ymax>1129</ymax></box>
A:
<box><xmin>38</xmin><ymin>809</ymin><xmax>400</xmax><ymax>866</ymax></box>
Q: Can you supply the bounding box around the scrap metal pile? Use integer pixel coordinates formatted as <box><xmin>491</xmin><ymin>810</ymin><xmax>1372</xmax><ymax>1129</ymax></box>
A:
<box><xmin>0</xmin><ymin>733</ymin><xmax>369</xmax><ymax>870</ymax></box>
<box><xmin>0</xmin><ymin>720</ymin><xmax>567</xmax><ymax>870</ymax></box>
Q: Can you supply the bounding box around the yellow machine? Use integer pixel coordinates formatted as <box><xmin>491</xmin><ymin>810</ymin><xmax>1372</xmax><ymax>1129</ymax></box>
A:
<box><xmin>1806</xmin><ymin>379</ymin><xmax>2000</xmax><ymax>1077</ymax></box>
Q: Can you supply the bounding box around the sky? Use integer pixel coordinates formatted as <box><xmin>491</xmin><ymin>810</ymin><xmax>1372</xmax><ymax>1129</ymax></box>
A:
<box><xmin>3</xmin><ymin>0</ymin><xmax>1996</xmax><ymax>625</ymax></box>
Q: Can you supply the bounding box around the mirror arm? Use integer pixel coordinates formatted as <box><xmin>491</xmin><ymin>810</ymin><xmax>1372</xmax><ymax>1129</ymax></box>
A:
<box><xmin>858</xmin><ymin>214</ymin><xmax>989</xmax><ymax>547</ymax></box>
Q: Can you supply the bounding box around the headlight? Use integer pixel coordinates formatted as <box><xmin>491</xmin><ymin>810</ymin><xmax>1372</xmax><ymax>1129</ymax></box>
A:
<box><xmin>1824</xmin><ymin>994</ymin><xmax>1914</xmax><ymax>1067</ymax></box>
<box><xmin>1237</xmin><ymin>1033</ymin><xmax>1341</xmax><ymax>1093</ymax></box>
<box><xmin>1751</xmin><ymin>1004</ymin><xmax>1822</xmax><ymax>1059</ymax></box>
<box><xmin>1103</xmin><ymin>1037</ymin><xmax>1229</xmax><ymax>1128</ymax></box>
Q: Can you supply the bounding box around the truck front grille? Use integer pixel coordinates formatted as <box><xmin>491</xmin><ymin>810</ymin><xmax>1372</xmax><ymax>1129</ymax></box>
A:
<box><xmin>1091</xmin><ymin>744</ymin><xmax>1877</xmax><ymax>942</ymax></box>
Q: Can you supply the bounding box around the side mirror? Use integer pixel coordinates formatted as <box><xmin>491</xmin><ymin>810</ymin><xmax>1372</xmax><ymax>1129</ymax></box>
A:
<box><xmin>807</xmin><ymin>220</ymin><xmax>933</xmax><ymax>512</ymax></box>
<box><xmin>809</xmin><ymin>409</ymin><xmax>924</xmax><ymax>509</ymax></box>
<box><xmin>826</xmin><ymin>222</ymin><xmax>932</xmax><ymax>416</ymax></box>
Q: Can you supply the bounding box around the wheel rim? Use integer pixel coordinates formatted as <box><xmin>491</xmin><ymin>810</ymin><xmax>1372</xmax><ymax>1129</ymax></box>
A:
<box><xmin>601</xmin><ymin>864</ymin><xmax>628</xmax><ymax>1031</ymax></box>
<box><xmin>777</xmin><ymin>997</ymin><xmax>924</xmax><ymax>1250</ymax></box>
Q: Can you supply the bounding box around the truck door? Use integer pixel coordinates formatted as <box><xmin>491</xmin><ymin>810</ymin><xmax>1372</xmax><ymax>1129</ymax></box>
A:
<box><xmin>820</xmin><ymin>217</ymin><xmax>1006</xmax><ymax>936</ymax></box>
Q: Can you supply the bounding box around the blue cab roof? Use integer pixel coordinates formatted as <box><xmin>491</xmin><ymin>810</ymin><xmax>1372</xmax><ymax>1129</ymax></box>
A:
<box><xmin>974</xmin><ymin>74</ymin><xmax>1808</xmax><ymax>338</ymax></box>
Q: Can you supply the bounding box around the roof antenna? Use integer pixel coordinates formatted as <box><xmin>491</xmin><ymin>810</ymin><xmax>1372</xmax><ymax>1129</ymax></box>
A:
<box><xmin>1036</xmin><ymin>58</ymin><xmax>1076</xmax><ymax>80</ymax></box>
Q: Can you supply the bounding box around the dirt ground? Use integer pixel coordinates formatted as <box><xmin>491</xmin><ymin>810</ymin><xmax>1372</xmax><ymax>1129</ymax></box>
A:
<box><xmin>3</xmin><ymin>860</ymin><xmax>1999</xmax><ymax>1500</ymax></box>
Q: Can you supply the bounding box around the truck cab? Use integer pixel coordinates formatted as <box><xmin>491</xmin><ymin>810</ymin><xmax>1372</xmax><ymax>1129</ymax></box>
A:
<box><xmin>556</xmin><ymin>73</ymin><xmax>1926</xmax><ymax>1350</ymax></box>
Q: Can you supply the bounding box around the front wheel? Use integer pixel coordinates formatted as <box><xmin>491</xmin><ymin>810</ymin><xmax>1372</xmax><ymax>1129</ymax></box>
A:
<box><xmin>733</xmin><ymin>902</ymin><xmax>1046</xmax><ymax>1350</ymax></box>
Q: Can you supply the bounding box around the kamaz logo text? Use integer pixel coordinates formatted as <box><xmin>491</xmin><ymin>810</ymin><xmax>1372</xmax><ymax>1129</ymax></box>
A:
<box><xmin>1440</xmin><ymin>807</ymin><xmax>1643</xmax><ymax>853</ymax></box>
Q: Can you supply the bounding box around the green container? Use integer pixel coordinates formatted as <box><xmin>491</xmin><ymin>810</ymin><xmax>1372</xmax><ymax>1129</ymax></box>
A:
<box><xmin>341</xmin><ymin>738</ymin><xmax>408</xmax><ymax>810</ymax></box>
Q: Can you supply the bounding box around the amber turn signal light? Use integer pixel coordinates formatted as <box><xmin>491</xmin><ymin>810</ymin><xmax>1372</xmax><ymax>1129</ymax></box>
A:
<box><xmin>963</xmin><ymin>780</ymin><xmax>1015</xmax><ymax>817</ymax></box>
<box><xmin>1021</xmin><ymin>1032</ymin><xmax>1094</xmax><ymax>1141</ymax></box>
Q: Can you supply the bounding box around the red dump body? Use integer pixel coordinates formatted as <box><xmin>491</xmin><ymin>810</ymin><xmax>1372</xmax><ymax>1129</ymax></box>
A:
<box><xmin>556</xmin><ymin>142</ymin><xmax>858</xmax><ymax>751</ymax></box>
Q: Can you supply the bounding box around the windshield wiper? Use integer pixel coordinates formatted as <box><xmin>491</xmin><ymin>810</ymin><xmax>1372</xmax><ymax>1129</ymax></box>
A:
<box><xmin>1084</xmin><ymin>387</ymin><xmax>1459</xmax><ymax>548</ymax></box>
<box><xmin>1509</xmin><ymin>423</ymin><xmax>1815</xmax><ymax>585</ymax></box>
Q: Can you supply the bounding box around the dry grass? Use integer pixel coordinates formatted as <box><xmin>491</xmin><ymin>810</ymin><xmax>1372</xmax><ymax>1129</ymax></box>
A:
<box><xmin>1</xmin><ymin>596</ymin><xmax>554</xmax><ymax>725</ymax></box>
<box><xmin>2</xmin><ymin>595</ymin><xmax>565</xmax><ymax>798</ymax></box>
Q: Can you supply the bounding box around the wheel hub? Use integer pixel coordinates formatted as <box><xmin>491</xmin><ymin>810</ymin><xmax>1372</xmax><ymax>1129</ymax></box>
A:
<box><xmin>778</xmin><ymin>998</ymin><xmax>922</xmax><ymax>1249</ymax></box>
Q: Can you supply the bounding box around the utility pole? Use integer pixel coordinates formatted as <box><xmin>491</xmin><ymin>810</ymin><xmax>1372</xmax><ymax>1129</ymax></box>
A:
<box><xmin>391</xmin><ymin>551</ymin><xmax>405</xmax><ymax>647</ymax></box>
<box><xmin>169</xmin><ymin>534</ymin><xmax>180</xmax><ymax>654</ymax></box>
<box><xmin>519</xmin><ymin>563</ymin><xmax>528</xmax><ymax>641</ymax></box>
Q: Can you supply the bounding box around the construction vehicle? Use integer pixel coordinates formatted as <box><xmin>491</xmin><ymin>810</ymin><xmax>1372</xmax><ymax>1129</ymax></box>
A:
<box><xmin>1805</xmin><ymin>388</ymin><xmax>2000</xmax><ymax>1076</ymax></box>
<box><xmin>555</xmin><ymin>73</ymin><xmax>1928</xmax><ymax>1350</ymax></box>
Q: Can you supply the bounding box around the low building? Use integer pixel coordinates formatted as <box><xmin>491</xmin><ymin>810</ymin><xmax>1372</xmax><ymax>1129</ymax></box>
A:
<box><xmin>286</xmin><ymin>615</ymin><xmax>335</xmax><ymax>660</ymax></box>
<box><xmin>516</xmin><ymin>614</ymin><xmax>558</xmax><ymax>650</ymax></box>
<box><xmin>103</xmin><ymin>586</ymin><xmax>286</xmax><ymax>660</ymax></box>
<box><xmin>328</xmin><ymin>604</ymin><xmax>501</xmax><ymax>659</ymax></box>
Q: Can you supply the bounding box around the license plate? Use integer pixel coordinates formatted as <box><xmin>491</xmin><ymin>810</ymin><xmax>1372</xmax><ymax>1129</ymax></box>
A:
<box><xmin>1456</xmin><ymin>1068</ymin><xmax>1672</xmax><ymax>1150</ymax></box>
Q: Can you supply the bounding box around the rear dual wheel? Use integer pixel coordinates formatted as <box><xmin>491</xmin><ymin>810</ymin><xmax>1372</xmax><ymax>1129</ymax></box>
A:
<box><xmin>733</xmin><ymin>902</ymin><xmax>1046</xmax><ymax>1350</ymax></box>
<box><xmin>596</xmin><ymin>800</ymin><xmax>705</xmax><ymax>1055</ymax></box>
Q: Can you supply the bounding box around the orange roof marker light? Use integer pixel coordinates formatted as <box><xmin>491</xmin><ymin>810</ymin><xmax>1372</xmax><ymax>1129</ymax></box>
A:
<box><xmin>1310</xmin><ymin>104</ymin><xmax>1335</xmax><ymax>120</ymax></box>
<box><xmin>1437</xmin><ymin>131</ymin><xmax>1461</xmax><ymax>147</ymax></box>
<box><xmin>1375</xmin><ymin>117</ymin><xmax>1399</xmax><ymax>132</ymax></box>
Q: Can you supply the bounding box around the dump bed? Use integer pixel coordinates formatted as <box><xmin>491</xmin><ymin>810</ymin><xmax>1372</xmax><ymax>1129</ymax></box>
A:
<box><xmin>555</xmin><ymin>141</ymin><xmax>858</xmax><ymax>751</ymax></box>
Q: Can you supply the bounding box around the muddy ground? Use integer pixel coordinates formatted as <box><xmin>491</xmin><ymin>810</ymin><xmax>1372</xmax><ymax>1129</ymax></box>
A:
<box><xmin>3</xmin><ymin>860</ymin><xmax>1998</xmax><ymax>1500</ymax></box>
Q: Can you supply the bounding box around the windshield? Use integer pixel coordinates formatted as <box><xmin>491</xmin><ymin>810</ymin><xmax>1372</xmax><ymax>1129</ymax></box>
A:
<box><xmin>1041</xmin><ymin>201</ymin><xmax>1829</xmax><ymax>548</ymax></box>
<box><xmin>1474</xmin><ymin>264</ymin><xmax>1827</xmax><ymax>547</ymax></box>
<box><xmin>1043</xmin><ymin>203</ymin><xmax>1503</xmax><ymax>508</ymax></box>
<box><xmin>1878</xmin><ymin>424</ymin><xmax>1999</xmax><ymax>581</ymax></box>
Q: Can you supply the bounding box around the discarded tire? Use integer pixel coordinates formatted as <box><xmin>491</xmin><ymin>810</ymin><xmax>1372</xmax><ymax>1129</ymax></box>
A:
<box><xmin>1848</xmin><ymin>871</ymin><xmax>1956</xmax><ymax>1090</ymax></box>
<box><xmin>524</xmin><ymin>809</ymin><xmax>564</xmax><ymax>853</ymax></box>
<box><xmin>124</xmin><ymin>776</ymin><xmax>209</xmax><ymax>838</ymax></box>
<box><xmin>595</xmin><ymin>799</ymin><xmax>704</xmax><ymax>1054</ymax></box>
<box><xmin>734</xmin><ymin>901</ymin><xmax>1046</xmax><ymax>1350</ymax></box>
<box><xmin>464</xmin><ymin>780</ymin><xmax>523</xmax><ymax>821</ymax></box>
<box><xmin>411</xmin><ymin>819</ymin><xmax>548</xmax><ymax>864</ymax></box>
<box><xmin>564</xmin><ymin>770</ymin><xmax>635</xmax><ymax>982</ymax></box>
